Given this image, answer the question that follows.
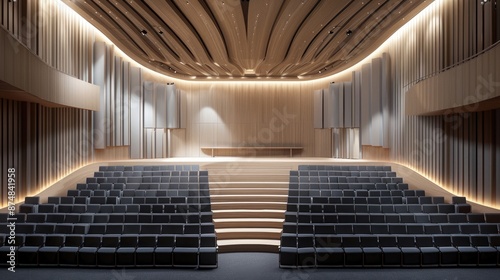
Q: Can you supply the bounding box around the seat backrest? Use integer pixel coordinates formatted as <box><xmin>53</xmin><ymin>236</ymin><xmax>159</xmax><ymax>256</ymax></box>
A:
<box><xmin>157</xmin><ymin>235</ymin><xmax>175</xmax><ymax>247</ymax></box>
<box><xmin>24</xmin><ymin>235</ymin><xmax>45</xmax><ymax>246</ymax></box>
<box><xmin>360</xmin><ymin>236</ymin><xmax>379</xmax><ymax>247</ymax></box>
<box><xmin>83</xmin><ymin>236</ymin><xmax>101</xmax><ymax>247</ymax></box>
<box><xmin>397</xmin><ymin>236</ymin><xmax>415</xmax><ymax>247</ymax></box>
<box><xmin>138</xmin><ymin>235</ymin><xmax>157</xmax><ymax>247</ymax></box>
<box><xmin>470</xmin><ymin>235</ymin><xmax>490</xmax><ymax>247</ymax></box>
<box><xmin>379</xmin><ymin>235</ymin><xmax>397</xmax><ymax>247</ymax></box>
<box><xmin>101</xmin><ymin>236</ymin><xmax>120</xmax><ymax>247</ymax></box>
<box><xmin>452</xmin><ymin>235</ymin><xmax>471</xmax><ymax>246</ymax></box>
<box><xmin>433</xmin><ymin>235</ymin><xmax>452</xmax><ymax>247</ymax></box>
<box><xmin>64</xmin><ymin>235</ymin><xmax>84</xmax><ymax>247</ymax></box>
<box><xmin>119</xmin><ymin>235</ymin><xmax>138</xmax><ymax>247</ymax></box>
<box><xmin>342</xmin><ymin>236</ymin><xmax>360</xmax><ymax>247</ymax></box>
<box><xmin>175</xmin><ymin>235</ymin><xmax>200</xmax><ymax>248</ymax></box>
<box><xmin>44</xmin><ymin>235</ymin><xmax>65</xmax><ymax>247</ymax></box>
<box><xmin>415</xmin><ymin>236</ymin><xmax>434</xmax><ymax>247</ymax></box>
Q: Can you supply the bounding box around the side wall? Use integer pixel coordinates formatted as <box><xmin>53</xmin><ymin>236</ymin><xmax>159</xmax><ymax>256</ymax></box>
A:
<box><xmin>383</xmin><ymin>0</ymin><xmax>500</xmax><ymax>207</ymax></box>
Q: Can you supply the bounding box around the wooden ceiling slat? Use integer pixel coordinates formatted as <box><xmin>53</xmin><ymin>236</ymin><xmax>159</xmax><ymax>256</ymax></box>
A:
<box><xmin>256</xmin><ymin>0</ymin><xmax>319</xmax><ymax>76</ymax></box>
<box><xmin>60</xmin><ymin>0</ymin><xmax>431</xmax><ymax>80</ymax></box>
<box><xmin>175</xmin><ymin>0</ymin><xmax>242</xmax><ymax>76</ymax></box>
<box><xmin>270</xmin><ymin>0</ymin><xmax>351</xmax><ymax>76</ymax></box>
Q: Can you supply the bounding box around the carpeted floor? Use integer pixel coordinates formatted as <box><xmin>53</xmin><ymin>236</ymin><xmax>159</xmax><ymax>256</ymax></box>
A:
<box><xmin>1</xmin><ymin>253</ymin><xmax>499</xmax><ymax>280</ymax></box>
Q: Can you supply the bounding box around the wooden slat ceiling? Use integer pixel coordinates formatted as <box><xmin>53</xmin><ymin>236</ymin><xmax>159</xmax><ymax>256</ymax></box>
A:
<box><xmin>62</xmin><ymin>0</ymin><xmax>431</xmax><ymax>80</ymax></box>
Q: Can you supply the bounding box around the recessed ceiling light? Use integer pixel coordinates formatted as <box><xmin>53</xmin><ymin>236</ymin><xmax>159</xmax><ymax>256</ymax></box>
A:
<box><xmin>141</xmin><ymin>30</ymin><xmax>147</xmax><ymax>35</ymax></box>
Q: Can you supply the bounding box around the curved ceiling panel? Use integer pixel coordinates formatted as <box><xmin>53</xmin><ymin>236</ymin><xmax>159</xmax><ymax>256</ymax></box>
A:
<box><xmin>62</xmin><ymin>0</ymin><xmax>431</xmax><ymax>80</ymax></box>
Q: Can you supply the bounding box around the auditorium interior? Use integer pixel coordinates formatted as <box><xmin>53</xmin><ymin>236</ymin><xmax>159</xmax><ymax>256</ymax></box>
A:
<box><xmin>1</xmin><ymin>0</ymin><xmax>500</xmax><ymax>279</ymax></box>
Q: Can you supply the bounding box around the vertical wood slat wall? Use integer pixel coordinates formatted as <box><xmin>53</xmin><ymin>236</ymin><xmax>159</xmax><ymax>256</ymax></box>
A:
<box><xmin>0</xmin><ymin>99</ymin><xmax>93</xmax><ymax>207</ymax></box>
<box><xmin>384</xmin><ymin>0</ymin><xmax>500</xmax><ymax>207</ymax></box>
<box><xmin>166</xmin><ymin>81</ymin><xmax>331</xmax><ymax>158</ymax></box>
<box><xmin>0</xmin><ymin>0</ymin><xmax>98</xmax><ymax>206</ymax></box>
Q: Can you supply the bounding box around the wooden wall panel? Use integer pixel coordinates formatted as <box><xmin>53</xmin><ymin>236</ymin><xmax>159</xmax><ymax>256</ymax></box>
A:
<box><xmin>382</xmin><ymin>0</ymin><xmax>500</xmax><ymax>208</ymax></box>
<box><xmin>406</xmin><ymin>42</ymin><xmax>500</xmax><ymax>115</ymax></box>
<box><xmin>313</xmin><ymin>89</ymin><xmax>323</xmax><ymax>129</ymax></box>
<box><xmin>168</xmin><ymin>81</ymin><xmax>329</xmax><ymax>157</ymax></box>
<box><xmin>0</xmin><ymin>99</ymin><xmax>93</xmax><ymax>207</ymax></box>
<box><xmin>129</xmin><ymin>66</ymin><xmax>143</xmax><ymax>159</ymax></box>
<box><xmin>370</xmin><ymin>57</ymin><xmax>382</xmax><ymax>147</ymax></box>
<box><xmin>360</xmin><ymin>64</ymin><xmax>371</xmax><ymax>145</ymax></box>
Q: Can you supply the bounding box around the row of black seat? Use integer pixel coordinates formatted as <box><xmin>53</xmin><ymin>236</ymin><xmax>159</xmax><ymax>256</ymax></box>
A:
<box><xmin>50</xmin><ymin>195</ymin><xmax>210</xmax><ymax>205</ymax></box>
<box><xmin>71</xmin><ymin>188</ymin><xmax>208</xmax><ymax>197</ymax></box>
<box><xmin>298</xmin><ymin>165</ymin><xmax>392</xmax><ymax>171</ymax></box>
<box><xmin>0</xmin><ymin>223</ymin><xmax>215</xmax><ymax>235</ymax></box>
<box><xmin>280</xmin><ymin>233</ymin><xmax>500</xmax><ymax>267</ymax></box>
<box><xmin>290</xmin><ymin>183</ymin><xmax>409</xmax><ymax>191</ymax></box>
<box><xmin>282</xmin><ymin>222</ymin><xmax>500</xmax><ymax>235</ymax></box>
<box><xmin>20</xmin><ymin>203</ymin><xmax>212</xmax><ymax>214</ymax></box>
<box><xmin>0</xmin><ymin>233</ymin><xmax>216</xmax><ymax>268</ymax></box>
<box><xmin>4</xmin><ymin>212</ymin><xmax>212</xmax><ymax>223</ymax></box>
<box><xmin>284</xmin><ymin>213</ymin><xmax>500</xmax><ymax>224</ymax></box>
<box><xmin>288</xmin><ymin>196</ymin><xmax>441</xmax><ymax>205</ymax></box>
<box><xmin>286</xmin><ymin>203</ymin><xmax>463</xmax><ymax>214</ymax></box>
<box><xmin>78</xmin><ymin>182</ymin><xmax>209</xmax><ymax>190</ymax></box>
<box><xmin>294</xmin><ymin>170</ymin><xmax>396</xmax><ymax>177</ymax></box>
<box><xmin>290</xmin><ymin>189</ymin><xmax>421</xmax><ymax>197</ymax></box>
<box><xmin>98</xmin><ymin>165</ymin><xmax>200</xmax><ymax>171</ymax></box>
<box><xmin>291</xmin><ymin>177</ymin><xmax>404</xmax><ymax>184</ymax></box>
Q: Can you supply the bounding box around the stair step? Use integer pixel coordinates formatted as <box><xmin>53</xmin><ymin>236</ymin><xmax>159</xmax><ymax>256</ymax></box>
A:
<box><xmin>213</xmin><ymin>218</ymin><xmax>284</xmax><ymax>228</ymax></box>
<box><xmin>207</xmin><ymin>168</ymin><xmax>291</xmax><ymax>175</ymax></box>
<box><xmin>210</xmin><ymin>188</ymin><xmax>289</xmax><ymax>195</ymax></box>
<box><xmin>216</xmin><ymin>228</ymin><xmax>282</xmax><ymax>240</ymax></box>
<box><xmin>209</xmin><ymin>182</ymin><xmax>289</xmax><ymax>188</ymax></box>
<box><xmin>210</xmin><ymin>194</ymin><xmax>288</xmax><ymax>203</ymax></box>
<box><xmin>211</xmin><ymin>201</ymin><xmax>287</xmax><ymax>210</ymax></box>
<box><xmin>217</xmin><ymin>239</ymin><xmax>280</xmax><ymax>253</ymax></box>
<box><xmin>212</xmin><ymin>209</ymin><xmax>285</xmax><ymax>219</ymax></box>
<box><xmin>209</xmin><ymin>174</ymin><xmax>288</xmax><ymax>182</ymax></box>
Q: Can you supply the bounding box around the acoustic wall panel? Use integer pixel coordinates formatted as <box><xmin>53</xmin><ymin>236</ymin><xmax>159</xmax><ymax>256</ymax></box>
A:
<box><xmin>336</xmin><ymin>83</ymin><xmax>344</xmax><ymax>128</ymax></box>
<box><xmin>360</xmin><ymin>63</ymin><xmax>371</xmax><ymax>146</ymax></box>
<box><xmin>331</xmin><ymin>83</ymin><xmax>340</xmax><ymax>128</ymax></box>
<box><xmin>166</xmin><ymin>84</ymin><xmax>179</xmax><ymax>129</ymax></box>
<box><xmin>129</xmin><ymin>66</ymin><xmax>142</xmax><ymax>159</ymax></box>
<box><xmin>92</xmin><ymin>41</ymin><xmax>107</xmax><ymax>149</ymax></box>
<box><xmin>105</xmin><ymin>45</ymin><xmax>113</xmax><ymax>147</ymax></box>
<box><xmin>381</xmin><ymin>53</ymin><xmax>390</xmax><ymax>148</ymax></box>
<box><xmin>370</xmin><ymin>57</ymin><xmax>382</xmax><ymax>147</ymax></box>
<box><xmin>143</xmin><ymin>81</ymin><xmax>155</xmax><ymax>128</ymax></box>
<box><xmin>344</xmin><ymin>82</ymin><xmax>352</xmax><ymax>128</ymax></box>
<box><xmin>144</xmin><ymin>128</ymin><xmax>154</xmax><ymax>159</ymax></box>
<box><xmin>313</xmin><ymin>89</ymin><xmax>324</xmax><ymax>129</ymax></box>
<box><xmin>122</xmin><ymin>61</ymin><xmax>130</xmax><ymax>146</ymax></box>
<box><xmin>180</xmin><ymin>89</ymin><xmax>187</xmax><ymax>129</ymax></box>
<box><xmin>352</xmin><ymin>71</ymin><xmax>361</xmax><ymax>128</ymax></box>
<box><xmin>323</xmin><ymin>84</ymin><xmax>334</xmax><ymax>128</ymax></box>
<box><xmin>155</xmin><ymin>129</ymin><xmax>165</xmax><ymax>158</ymax></box>
<box><xmin>155</xmin><ymin>83</ymin><xmax>168</xmax><ymax>128</ymax></box>
<box><xmin>114</xmin><ymin>55</ymin><xmax>122</xmax><ymax>146</ymax></box>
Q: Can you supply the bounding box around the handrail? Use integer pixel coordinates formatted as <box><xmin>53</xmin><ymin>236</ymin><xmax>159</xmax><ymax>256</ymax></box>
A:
<box><xmin>404</xmin><ymin>39</ymin><xmax>500</xmax><ymax>89</ymax></box>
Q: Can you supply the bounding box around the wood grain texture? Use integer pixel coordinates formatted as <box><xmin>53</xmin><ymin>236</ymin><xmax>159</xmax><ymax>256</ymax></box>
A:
<box><xmin>0</xmin><ymin>99</ymin><xmax>93</xmax><ymax>207</ymax></box>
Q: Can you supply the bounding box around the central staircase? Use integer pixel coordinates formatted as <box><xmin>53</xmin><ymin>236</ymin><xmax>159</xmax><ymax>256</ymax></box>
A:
<box><xmin>207</xmin><ymin>163</ymin><xmax>290</xmax><ymax>252</ymax></box>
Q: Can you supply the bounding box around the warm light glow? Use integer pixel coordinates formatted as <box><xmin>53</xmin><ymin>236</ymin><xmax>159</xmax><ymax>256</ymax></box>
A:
<box><xmin>396</xmin><ymin>161</ymin><xmax>500</xmax><ymax>210</ymax></box>
<box><xmin>0</xmin><ymin>163</ymin><xmax>92</xmax><ymax>209</ymax></box>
